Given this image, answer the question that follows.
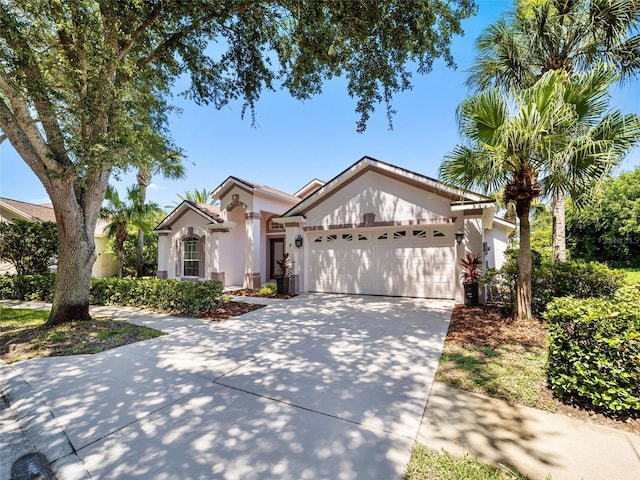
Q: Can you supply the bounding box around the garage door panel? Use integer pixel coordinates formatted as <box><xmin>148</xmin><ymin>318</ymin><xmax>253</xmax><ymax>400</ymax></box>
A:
<box><xmin>308</xmin><ymin>228</ymin><xmax>455</xmax><ymax>299</ymax></box>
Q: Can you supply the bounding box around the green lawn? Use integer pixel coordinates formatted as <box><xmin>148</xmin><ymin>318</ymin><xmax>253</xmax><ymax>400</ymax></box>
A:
<box><xmin>435</xmin><ymin>343</ymin><xmax>550</xmax><ymax>409</ymax></box>
<box><xmin>619</xmin><ymin>268</ymin><xmax>640</xmax><ymax>285</ymax></box>
<box><xmin>0</xmin><ymin>306</ymin><xmax>163</xmax><ymax>363</ymax></box>
<box><xmin>404</xmin><ymin>445</ymin><xmax>529</xmax><ymax>480</ymax></box>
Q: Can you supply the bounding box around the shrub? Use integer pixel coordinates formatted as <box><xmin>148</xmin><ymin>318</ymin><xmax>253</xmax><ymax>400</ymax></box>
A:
<box><xmin>0</xmin><ymin>274</ymin><xmax>223</xmax><ymax>316</ymax></box>
<box><xmin>90</xmin><ymin>277</ymin><xmax>223</xmax><ymax>315</ymax></box>
<box><xmin>488</xmin><ymin>249</ymin><xmax>625</xmax><ymax>313</ymax></box>
<box><xmin>533</xmin><ymin>261</ymin><xmax>625</xmax><ymax>311</ymax></box>
<box><xmin>544</xmin><ymin>296</ymin><xmax>640</xmax><ymax>413</ymax></box>
<box><xmin>0</xmin><ymin>273</ymin><xmax>56</xmax><ymax>301</ymax></box>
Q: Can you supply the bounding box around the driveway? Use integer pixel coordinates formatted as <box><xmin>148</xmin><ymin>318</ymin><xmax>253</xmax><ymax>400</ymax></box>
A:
<box><xmin>10</xmin><ymin>294</ymin><xmax>453</xmax><ymax>479</ymax></box>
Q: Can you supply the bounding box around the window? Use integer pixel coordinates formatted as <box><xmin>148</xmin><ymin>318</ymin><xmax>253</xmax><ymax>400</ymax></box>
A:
<box><xmin>358</xmin><ymin>233</ymin><xmax>369</xmax><ymax>241</ymax></box>
<box><xmin>183</xmin><ymin>238</ymin><xmax>200</xmax><ymax>277</ymax></box>
<box><xmin>412</xmin><ymin>229</ymin><xmax>427</xmax><ymax>238</ymax></box>
<box><xmin>314</xmin><ymin>236</ymin><xmax>323</xmax><ymax>243</ymax></box>
<box><xmin>268</xmin><ymin>216</ymin><xmax>285</xmax><ymax>232</ymax></box>
<box><xmin>326</xmin><ymin>234</ymin><xmax>337</xmax><ymax>242</ymax></box>
<box><xmin>393</xmin><ymin>230</ymin><xmax>407</xmax><ymax>239</ymax></box>
<box><xmin>433</xmin><ymin>230</ymin><xmax>446</xmax><ymax>237</ymax></box>
<box><xmin>377</xmin><ymin>233</ymin><xmax>388</xmax><ymax>240</ymax></box>
<box><xmin>342</xmin><ymin>233</ymin><xmax>353</xmax><ymax>241</ymax></box>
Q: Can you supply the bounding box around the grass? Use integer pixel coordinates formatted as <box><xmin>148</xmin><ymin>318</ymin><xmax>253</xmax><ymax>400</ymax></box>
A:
<box><xmin>404</xmin><ymin>444</ymin><xmax>529</xmax><ymax>480</ymax></box>
<box><xmin>0</xmin><ymin>306</ymin><xmax>164</xmax><ymax>363</ymax></box>
<box><xmin>436</xmin><ymin>343</ymin><xmax>550</xmax><ymax>409</ymax></box>
<box><xmin>619</xmin><ymin>267</ymin><xmax>640</xmax><ymax>285</ymax></box>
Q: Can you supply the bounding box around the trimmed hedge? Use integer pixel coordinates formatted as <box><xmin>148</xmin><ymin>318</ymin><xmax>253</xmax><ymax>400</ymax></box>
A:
<box><xmin>544</xmin><ymin>289</ymin><xmax>640</xmax><ymax>413</ymax></box>
<box><xmin>0</xmin><ymin>274</ymin><xmax>223</xmax><ymax>316</ymax></box>
<box><xmin>90</xmin><ymin>277</ymin><xmax>223</xmax><ymax>315</ymax></box>
<box><xmin>0</xmin><ymin>273</ymin><xmax>56</xmax><ymax>302</ymax></box>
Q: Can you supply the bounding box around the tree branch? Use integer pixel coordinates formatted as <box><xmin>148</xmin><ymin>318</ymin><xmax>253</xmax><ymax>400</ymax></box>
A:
<box><xmin>135</xmin><ymin>1</ymin><xmax>257</xmax><ymax>70</ymax></box>
<box><xmin>118</xmin><ymin>1</ymin><xmax>166</xmax><ymax>61</ymax></box>
<box><xmin>0</xmin><ymin>4</ymin><xmax>69</xmax><ymax>163</ymax></box>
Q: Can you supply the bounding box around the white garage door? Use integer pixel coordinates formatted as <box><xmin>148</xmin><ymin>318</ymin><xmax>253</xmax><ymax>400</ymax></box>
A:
<box><xmin>308</xmin><ymin>226</ymin><xmax>455</xmax><ymax>299</ymax></box>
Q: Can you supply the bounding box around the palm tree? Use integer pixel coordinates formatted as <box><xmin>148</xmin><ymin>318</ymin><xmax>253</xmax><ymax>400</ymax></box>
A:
<box><xmin>101</xmin><ymin>185</ymin><xmax>163</xmax><ymax>278</ymax></box>
<box><xmin>135</xmin><ymin>154</ymin><xmax>184</xmax><ymax>277</ymax></box>
<box><xmin>166</xmin><ymin>188</ymin><xmax>219</xmax><ymax>210</ymax></box>
<box><xmin>441</xmin><ymin>71</ymin><xmax>576</xmax><ymax>321</ymax></box>
<box><xmin>467</xmin><ymin>0</ymin><xmax>640</xmax><ymax>262</ymax></box>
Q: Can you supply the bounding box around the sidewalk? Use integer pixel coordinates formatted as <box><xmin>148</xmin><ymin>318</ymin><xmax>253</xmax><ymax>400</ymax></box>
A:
<box><xmin>0</xmin><ymin>360</ymin><xmax>90</xmax><ymax>480</ymax></box>
<box><xmin>418</xmin><ymin>382</ymin><xmax>640</xmax><ymax>480</ymax></box>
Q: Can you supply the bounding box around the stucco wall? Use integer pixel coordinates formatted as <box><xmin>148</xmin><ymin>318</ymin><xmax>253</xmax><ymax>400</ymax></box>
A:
<box><xmin>220</xmin><ymin>207</ymin><xmax>246</xmax><ymax>286</ymax></box>
<box><xmin>163</xmin><ymin>210</ymin><xmax>210</xmax><ymax>280</ymax></box>
<box><xmin>92</xmin><ymin>236</ymin><xmax>118</xmax><ymax>278</ymax></box>
<box><xmin>304</xmin><ymin>170</ymin><xmax>452</xmax><ymax>226</ymax></box>
<box><xmin>486</xmin><ymin>225</ymin><xmax>510</xmax><ymax>270</ymax></box>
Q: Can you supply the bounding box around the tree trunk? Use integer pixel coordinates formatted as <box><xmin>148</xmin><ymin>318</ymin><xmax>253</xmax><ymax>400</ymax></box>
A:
<box><xmin>514</xmin><ymin>198</ymin><xmax>533</xmax><ymax>322</ymax></box>
<box><xmin>552</xmin><ymin>187</ymin><xmax>567</xmax><ymax>263</ymax></box>
<box><xmin>136</xmin><ymin>169</ymin><xmax>150</xmax><ymax>277</ymax></box>
<box><xmin>46</xmin><ymin>188</ymin><xmax>102</xmax><ymax>326</ymax></box>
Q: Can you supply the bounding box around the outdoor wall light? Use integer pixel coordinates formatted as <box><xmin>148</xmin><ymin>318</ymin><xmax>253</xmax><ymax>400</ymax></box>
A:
<box><xmin>455</xmin><ymin>228</ymin><xmax>464</xmax><ymax>246</ymax></box>
<box><xmin>295</xmin><ymin>234</ymin><xmax>303</xmax><ymax>248</ymax></box>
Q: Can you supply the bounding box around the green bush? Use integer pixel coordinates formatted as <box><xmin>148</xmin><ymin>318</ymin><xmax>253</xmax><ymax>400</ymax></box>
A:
<box><xmin>533</xmin><ymin>261</ymin><xmax>625</xmax><ymax>311</ymax></box>
<box><xmin>0</xmin><ymin>273</ymin><xmax>56</xmax><ymax>302</ymax></box>
<box><xmin>544</xmin><ymin>296</ymin><xmax>640</xmax><ymax>413</ymax></box>
<box><xmin>0</xmin><ymin>274</ymin><xmax>223</xmax><ymax>316</ymax></box>
<box><xmin>488</xmin><ymin>249</ymin><xmax>625</xmax><ymax>313</ymax></box>
<box><xmin>90</xmin><ymin>277</ymin><xmax>223</xmax><ymax>315</ymax></box>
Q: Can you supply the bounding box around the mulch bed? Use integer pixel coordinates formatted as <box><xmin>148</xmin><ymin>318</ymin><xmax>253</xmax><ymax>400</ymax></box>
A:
<box><xmin>227</xmin><ymin>289</ymin><xmax>297</xmax><ymax>299</ymax></box>
<box><xmin>198</xmin><ymin>301</ymin><xmax>266</xmax><ymax>321</ymax></box>
<box><xmin>447</xmin><ymin>304</ymin><xmax>639</xmax><ymax>436</ymax></box>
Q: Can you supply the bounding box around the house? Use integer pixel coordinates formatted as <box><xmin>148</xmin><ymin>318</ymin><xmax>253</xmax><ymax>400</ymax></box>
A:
<box><xmin>0</xmin><ymin>197</ymin><xmax>118</xmax><ymax>278</ymax></box>
<box><xmin>155</xmin><ymin>157</ymin><xmax>514</xmax><ymax>302</ymax></box>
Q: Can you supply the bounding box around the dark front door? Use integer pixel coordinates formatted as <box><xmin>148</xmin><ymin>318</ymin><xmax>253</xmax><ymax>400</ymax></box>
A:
<box><xmin>270</xmin><ymin>238</ymin><xmax>284</xmax><ymax>279</ymax></box>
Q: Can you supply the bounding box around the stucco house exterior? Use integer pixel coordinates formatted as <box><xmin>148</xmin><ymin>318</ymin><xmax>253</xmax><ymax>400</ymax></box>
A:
<box><xmin>0</xmin><ymin>197</ymin><xmax>118</xmax><ymax>278</ymax></box>
<box><xmin>155</xmin><ymin>157</ymin><xmax>514</xmax><ymax>303</ymax></box>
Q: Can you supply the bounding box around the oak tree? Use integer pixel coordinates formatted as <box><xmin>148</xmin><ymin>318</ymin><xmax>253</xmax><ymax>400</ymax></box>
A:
<box><xmin>0</xmin><ymin>0</ymin><xmax>476</xmax><ymax>325</ymax></box>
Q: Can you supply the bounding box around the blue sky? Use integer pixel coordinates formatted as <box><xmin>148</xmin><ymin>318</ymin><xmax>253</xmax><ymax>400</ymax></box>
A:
<box><xmin>1</xmin><ymin>0</ymin><xmax>638</xmax><ymax>208</ymax></box>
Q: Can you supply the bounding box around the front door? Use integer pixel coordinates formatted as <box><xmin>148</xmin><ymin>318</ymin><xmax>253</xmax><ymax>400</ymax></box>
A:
<box><xmin>270</xmin><ymin>238</ymin><xmax>285</xmax><ymax>279</ymax></box>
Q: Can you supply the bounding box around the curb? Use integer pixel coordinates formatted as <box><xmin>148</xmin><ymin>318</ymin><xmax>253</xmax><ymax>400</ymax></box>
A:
<box><xmin>0</xmin><ymin>360</ymin><xmax>91</xmax><ymax>480</ymax></box>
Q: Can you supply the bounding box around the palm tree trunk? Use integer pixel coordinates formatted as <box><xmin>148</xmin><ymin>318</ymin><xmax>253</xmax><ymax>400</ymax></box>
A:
<box><xmin>136</xmin><ymin>169</ymin><xmax>151</xmax><ymax>277</ymax></box>
<box><xmin>515</xmin><ymin>198</ymin><xmax>533</xmax><ymax>322</ymax></box>
<box><xmin>552</xmin><ymin>187</ymin><xmax>567</xmax><ymax>263</ymax></box>
<box><xmin>117</xmin><ymin>248</ymin><xmax>124</xmax><ymax>278</ymax></box>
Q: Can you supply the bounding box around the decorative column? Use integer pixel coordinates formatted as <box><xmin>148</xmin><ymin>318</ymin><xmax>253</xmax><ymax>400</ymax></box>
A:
<box><xmin>156</xmin><ymin>232</ymin><xmax>169</xmax><ymax>279</ymax></box>
<box><xmin>454</xmin><ymin>216</ymin><xmax>465</xmax><ymax>303</ymax></box>
<box><xmin>207</xmin><ymin>231</ymin><xmax>225</xmax><ymax>284</ymax></box>
<box><xmin>283</xmin><ymin>218</ymin><xmax>306</xmax><ymax>294</ymax></box>
<box><xmin>244</xmin><ymin>211</ymin><xmax>261</xmax><ymax>289</ymax></box>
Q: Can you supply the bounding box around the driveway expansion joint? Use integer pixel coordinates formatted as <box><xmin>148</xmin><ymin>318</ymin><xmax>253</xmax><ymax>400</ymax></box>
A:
<box><xmin>212</xmin><ymin>379</ymin><xmax>414</xmax><ymax>440</ymax></box>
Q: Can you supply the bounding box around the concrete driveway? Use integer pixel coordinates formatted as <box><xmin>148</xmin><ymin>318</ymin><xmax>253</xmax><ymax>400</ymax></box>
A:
<box><xmin>10</xmin><ymin>294</ymin><xmax>453</xmax><ymax>479</ymax></box>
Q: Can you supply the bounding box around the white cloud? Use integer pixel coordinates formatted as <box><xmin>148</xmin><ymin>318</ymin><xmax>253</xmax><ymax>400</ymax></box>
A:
<box><xmin>148</xmin><ymin>183</ymin><xmax>165</xmax><ymax>190</ymax></box>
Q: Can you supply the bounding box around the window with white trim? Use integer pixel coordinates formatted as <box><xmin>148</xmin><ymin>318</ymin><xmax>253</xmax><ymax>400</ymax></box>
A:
<box><xmin>183</xmin><ymin>238</ymin><xmax>200</xmax><ymax>276</ymax></box>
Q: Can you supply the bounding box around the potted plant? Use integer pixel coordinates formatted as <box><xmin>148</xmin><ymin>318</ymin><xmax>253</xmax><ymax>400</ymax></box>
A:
<box><xmin>275</xmin><ymin>252</ymin><xmax>293</xmax><ymax>295</ymax></box>
<box><xmin>458</xmin><ymin>252</ymin><xmax>481</xmax><ymax>307</ymax></box>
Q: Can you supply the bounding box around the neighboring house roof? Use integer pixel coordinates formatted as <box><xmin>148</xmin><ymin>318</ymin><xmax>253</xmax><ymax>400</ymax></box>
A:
<box><xmin>0</xmin><ymin>197</ymin><xmax>57</xmax><ymax>222</ymax></box>
<box><xmin>280</xmin><ymin>156</ymin><xmax>494</xmax><ymax>218</ymax></box>
<box><xmin>154</xmin><ymin>200</ymin><xmax>223</xmax><ymax>231</ymax></box>
<box><xmin>211</xmin><ymin>176</ymin><xmax>301</xmax><ymax>202</ymax></box>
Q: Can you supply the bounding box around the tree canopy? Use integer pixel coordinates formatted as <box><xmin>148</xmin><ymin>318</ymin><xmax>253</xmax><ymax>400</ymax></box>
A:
<box><xmin>0</xmin><ymin>0</ymin><xmax>477</xmax><ymax>325</ymax></box>
<box><xmin>0</xmin><ymin>219</ymin><xmax>58</xmax><ymax>275</ymax></box>
<box><xmin>568</xmin><ymin>168</ymin><xmax>640</xmax><ymax>267</ymax></box>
